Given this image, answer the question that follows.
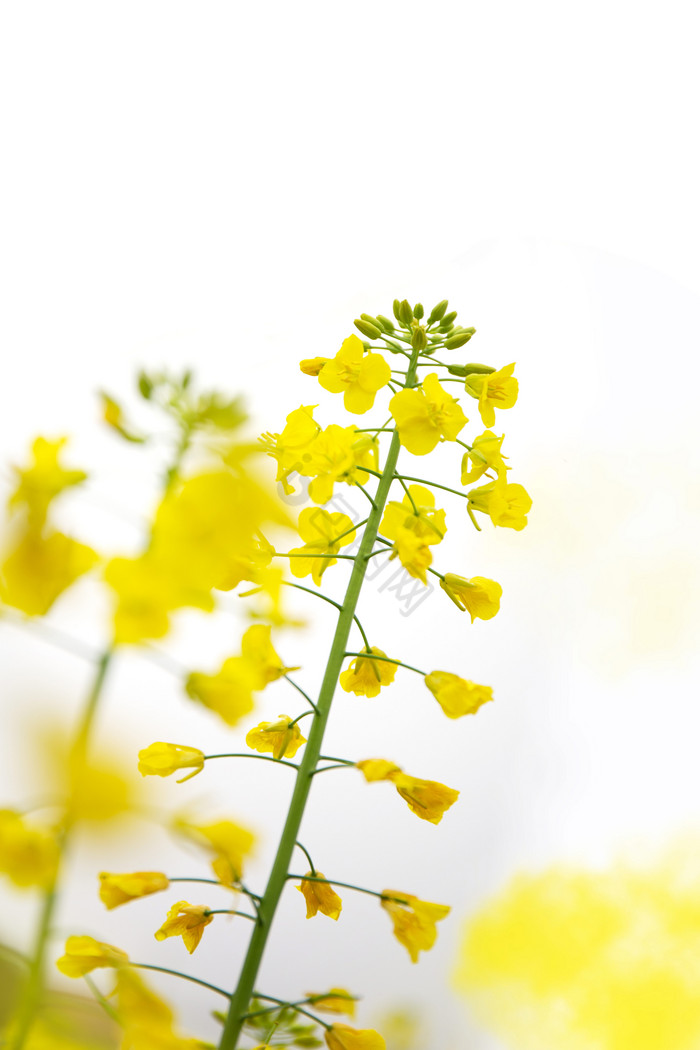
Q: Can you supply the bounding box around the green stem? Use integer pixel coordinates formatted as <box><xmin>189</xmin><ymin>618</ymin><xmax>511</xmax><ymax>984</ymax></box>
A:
<box><xmin>283</xmin><ymin>675</ymin><xmax>318</xmax><ymax>713</ymax></box>
<box><xmin>295</xmin><ymin>841</ymin><xmax>316</xmax><ymax>875</ymax></box>
<box><xmin>132</xmin><ymin>962</ymin><xmax>231</xmax><ymax>998</ymax></box>
<box><xmin>287</xmin><ymin>874</ymin><xmax>409</xmax><ymax>906</ymax></box>
<box><xmin>217</xmin><ymin>343</ymin><xmax>421</xmax><ymax>1050</ymax></box>
<box><xmin>204</xmin><ymin>753</ymin><xmax>300</xmax><ymax>771</ymax></box>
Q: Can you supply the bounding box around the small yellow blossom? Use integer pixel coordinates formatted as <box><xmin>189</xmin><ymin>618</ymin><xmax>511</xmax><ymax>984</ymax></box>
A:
<box><xmin>137</xmin><ymin>743</ymin><xmax>206</xmax><ymax>783</ymax></box>
<box><xmin>261</xmin><ymin>404</ymin><xmax>321</xmax><ymax>494</ymax></box>
<box><xmin>325</xmin><ymin>1024</ymin><xmax>386</xmax><ymax>1050</ymax></box>
<box><xmin>307</xmin><ymin>988</ymin><xmax>357</xmax><ymax>1017</ymax></box>
<box><xmin>356</xmin><ymin>759</ymin><xmax>402</xmax><ymax>782</ymax></box>
<box><xmin>0</xmin><ymin>809</ymin><xmax>59</xmax><ymax>889</ymax></box>
<box><xmin>440</xmin><ymin>573</ymin><xmax>502</xmax><ymax>622</ymax></box>
<box><xmin>467</xmin><ymin>477</ymin><xmax>532</xmax><ymax>531</ymax></box>
<box><xmin>56</xmin><ymin>935</ymin><xmax>129</xmax><ymax>977</ymax></box>
<box><xmin>105</xmin><ymin>552</ymin><xmax>212</xmax><ymax>645</ymax></box>
<box><xmin>176</xmin><ymin>817</ymin><xmax>255</xmax><ymax>886</ymax></box>
<box><xmin>389</xmin><ymin>373</ymin><xmax>467</xmax><ymax>455</ymax></box>
<box><xmin>460</xmin><ymin>431</ymin><xmax>508</xmax><ymax>484</ymax></box>
<box><xmin>299</xmin><ymin>357</ymin><xmax>330</xmax><ymax>376</ymax></box>
<box><xmin>424</xmin><ymin>671</ymin><xmax>494</xmax><ymax>718</ymax></box>
<box><xmin>380</xmin><ymin>484</ymin><xmax>446</xmax><ymax>545</ymax></box>
<box><xmin>1</xmin><ymin>529</ymin><xmax>98</xmax><ymax>616</ymax></box>
<box><xmin>99</xmin><ymin>871</ymin><xmax>170</xmax><ymax>909</ymax></box>
<box><xmin>298</xmin><ymin>872</ymin><xmax>343</xmax><ymax>920</ymax></box>
<box><xmin>185</xmin><ymin>656</ymin><xmax>258</xmax><ymax>726</ymax></box>
<box><xmin>465</xmin><ymin>362</ymin><xmax>518</xmax><ymax>427</ymax></box>
<box><xmin>8</xmin><ymin>437</ymin><xmax>87</xmax><ymax>527</ymax></box>
<box><xmin>317</xmin><ymin>335</ymin><xmax>391</xmax><ymax>414</ymax></box>
<box><xmin>356</xmin><ymin>763</ymin><xmax>459</xmax><ymax>824</ymax></box>
<box><xmin>288</xmin><ymin>507</ymin><xmax>356</xmax><ymax>586</ymax></box>
<box><xmin>339</xmin><ymin>648</ymin><xmax>397</xmax><ymax>698</ymax></box>
<box><xmin>388</xmin><ymin>526</ymin><xmax>432</xmax><ymax>585</ymax></box>
<box><xmin>381</xmin><ymin>892</ymin><xmax>450</xmax><ymax>963</ymax></box>
<box><xmin>66</xmin><ymin>753</ymin><xmax>133</xmax><ymax>822</ymax></box>
<box><xmin>306</xmin><ymin>425</ymin><xmax>379</xmax><ymax>505</ymax></box>
<box><xmin>246</xmin><ymin>714</ymin><xmax>307</xmax><ymax>759</ymax></box>
<box><xmin>240</xmin><ymin>623</ymin><xmax>300</xmax><ymax>686</ymax></box>
<box><xmin>154</xmin><ymin>900</ymin><xmax>214</xmax><ymax>954</ymax></box>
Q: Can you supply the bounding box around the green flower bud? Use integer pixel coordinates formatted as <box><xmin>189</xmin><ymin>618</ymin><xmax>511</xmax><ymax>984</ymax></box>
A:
<box><xmin>137</xmin><ymin>371</ymin><xmax>154</xmax><ymax>400</ymax></box>
<box><xmin>361</xmin><ymin>312</ymin><xmax>382</xmax><ymax>328</ymax></box>
<box><xmin>354</xmin><ymin>318</ymin><xmax>382</xmax><ymax>340</ymax></box>
<box><xmin>413</xmin><ymin>302</ymin><xmax>424</xmax><ymax>320</ymax></box>
<box><xmin>376</xmin><ymin>314</ymin><xmax>395</xmax><ymax>333</ymax></box>
<box><xmin>440</xmin><ymin>311</ymin><xmax>458</xmax><ymax>328</ymax></box>
<box><xmin>411</xmin><ymin>323</ymin><xmax>428</xmax><ymax>350</ymax></box>
<box><xmin>427</xmin><ymin>299</ymin><xmax>449</xmax><ymax>325</ymax></box>
<box><xmin>383</xmin><ymin>337</ymin><xmax>404</xmax><ymax>354</ymax></box>
<box><xmin>447</xmin><ymin>364</ymin><xmax>468</xmax><ymax>377</ymax></box>
<box><xmin>445</xmin><ymin>328</ymin><xmax>476</xmax><ymax>349</ymax></box>
<box><xmin>398</xmin><ymin>300</ymin><xmax>414</xmax><ymax>326</ymax></box>
<box><xmin>461</xmin><ymin>362</ymin><xmax>495</xmax><ymax>375</ymax></box>
<box><xmin>393</xmin><ymin>298</ymin><xmax>403</xmax><ymax>321</ymax></box>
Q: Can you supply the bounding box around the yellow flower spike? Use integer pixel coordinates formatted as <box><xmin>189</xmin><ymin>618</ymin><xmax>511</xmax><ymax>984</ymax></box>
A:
<box><xmin>325</xmin><ymin>1023</ymin><xmax>386</xmax><ymax>1050</ymax></box>
<box><xmin>98</xmin><ymin>871</ymin><xmax>170</xmax><ymax>909</ymax></box>
<box><xmin>339</xmin><ymin>648</ymin><xmax>397</xmax><ymax>698</ymax></box>
<box><xmin>317</xmin><ymin>335</ymin><xmax>391</xmax><ymax>414</ymax></box>
<box><xmin>297</xmin><ymin>872</ymin><xmax>343</xmax><ymax>920</ymax></box>
<box><xmin>137</xmin><ymin>743</ymin><xmax>206</xmax><ymax>783</ymax></box>
<box><xmin>440</xmin><ymin>573</ymin><xmax>502</xmax><ymax>622</ymax></box>
<box><xmin>185</xmin><ymin>656</ymin><xmax>258</xmax><ymax>727</ymax></box>
<box><xmin>176</xmin><ymin>817</ymin><xmax>255</xmax><ymax>887</ymax></box>
<box><xmin>300</xmin><ymin>357</ymin><xmax>330</xmax><ymax>376</ymax></box>
<box><xmin>460</xmin><ymin>430</ymin><xmax>508</xmax><ymax>485</ymax></box>
<box><xmin>261</xmin><ymin>404</ymin><xmax>321</xmax><ymax>494</ymax></box>
<box><xmin>307</xmin><ymin>988</ymin><xmax>357</xmax><ymax>1018</ymax></box>
<box><xmin>388</xmin><ymin>525</ymin><xmax>432</xmax><ymax>585</ymax></box>
<box><xmin>424</xmin><ymin>671</ymin><xmax>494</xmax><ymax>718</ymax></box>
<box><xmin>8</xmin><ymin>436</ymin><xmax>87</xmax><ymax>527</ymax></box>
<box><xmin>380</xmin><ymin>892</ymin><xmax>450</xmax><ymax>963</ymax></box>
<box><xmin>154</xmin><ymin>901</ymin><xmax>214</xmax><ymax>954</ymax></box>
<box><xmin>380</xmin><ymin>484</ymin><xmax>446</xmax><ymax>545</ymax></box>
<box><xmin>388</xmin><ymin>772</ymin><xmax>460</xmax><ymax>824</ymax></box>
<box><xmin>389</xmin><ymin>373</ymin><xmax>467</xmax><ymax>455</ymax></box>
<box><xmin>56</xmin><ymin>935</ymin><xmax>129</xmax><ymax>977</ymax></box>
<box><xmin>306</xmin><ymin>425</ymin><xmax>379</xmax><ymax>505</ymax></box>
<box><xmin>288</xmin><ymin>507</ymin><xmax>356</xmax><ymax>586</ymax></box>
<box><xmin>1</xmin><ymin>529</ymin><xmax>98</xmax><ymax>617</ymax></box>
<box><xmin>464</xmin><ymin>362</ymin><xmax>518</xmax><ymax>427</ymax></box>
<box><xmin>0</xmin><ymin>809</ymin><xmax>59</xmax><ymax>889</ymax></box>
<box><xmin>246</xmin><ymin>714</ymin><xmax>307</xmax><ymax>759</ymax></box>
<box><xmin>356</xmin><ymin>759</ymin><xmax>402</xmax><ymax>782</ymax></box>
<box><xmin>240</xmin><ymin>623</ymin><xmax>300</xmax><ymax>687</ymax></box>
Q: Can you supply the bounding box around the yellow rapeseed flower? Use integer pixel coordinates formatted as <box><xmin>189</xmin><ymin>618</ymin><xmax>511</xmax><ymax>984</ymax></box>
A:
<box><xmin>56</xmin><ymin>935</ymin><xmax>128</xmax><ymax>977</ymax></box>
<box><xmin>464</xmin><ymin>362</ymin><xmax>518</xmax><ymax>427</ymax></box>
<box><xmin>424</xmin><ymin>671</ymin><xmax>494</xmax><ymax>718</ymax></box>
<box><xmin>137</xmin><ymin>743</ymin><xmax>206</xmax><ymax>783</ymax></box>
<box><xmin>288</xmin><ymin>507</ymin><xmax>356</xmax><ymax>586</ymax></box>
<box><xmin>380</xmin><ymin>484</ymin><xmax>446</xmax><ymax>545</ymax></box>
<box><xmin>339</xmin><ymin>648</ymin><xmax>397</xmax><ymax>698</ymax></box>
<box><xmin>355</xmin><ymin>763</ymin><xmax>459</xmax><ymax>824</ymax></box>
<box><xmin>176</xmin><ymin>817</ymin><xmax>255</xmax><ymax>886</ymax></box>
<box><xmin>388</xmin><ymin>526</ymin><xmax>432</xmax><ymax>584</ymax></box>
<box><xmin>297</xmin><ymin>872</ymin><xmax>343</xmax><ymax>920</ymax></box>
<box><xmin>440</xmin><ymin>573</ymin><xmax>502</xmax><ymax>622</ymax></box>
<box><xmin>154</xmin><ymin>900</ymin><xmax>214</xmax><ymax>954</ymax></box>
<box><xmin>460</xmin><ymin>430</ymin><xmax>508</xmax><ymax>484</ymax></box>
<box><xmin>240</xmin><ymin>623</ymin><xmax>300</xmax><ymax>686</ymax></box>
<box><xmin>113</xmin><ymin>968</ymin><xmax>203</xmax><ymax>1050</ymax></box>
<box><xmin>317</xmin><ymin>335</ymin><xmax>391</xmax><ymax>414</ymax></box>
<box><xmin>261</xmin><ymin>404</ymin><xmax>321</xmax><ymax>494</ymax></box>
<box><xmin>305</xmin><ymin>425</ymin><xmax>379</xmax><ymax>505</ymax></box>
<box><xmin>1</xmin><ymin>529</ymin><xmax>98</xmax><ymax>616</ymax></box>
<box><xmin>467</xmin><ymin>477</ymin><xmax>532</xmax><ymax>531</ymax></box>
<box><xmin>105</xmin><ymin>552</ymin><xmax>213</xmax><ymax>645</ymax></box>
<box><xmin>299</xmin><ymin>357</ymin><xmax>330</xmax><ymax>376</ymax></box>
<box><xmin>389</xmin><ymin>373</ymin><xmax>467</xmax><ymax>455</ymax></box>
<box><xmin>0</xmin><ymin>809</ymin><xmax>59</xmax><ymax>889</ymax></box>
<box><xmin>8</xmin><ymin>436</ymin><xmax>87</xmax><ymax>527</ymax></box>
<box><xmin>356</xmin><ymin>759</ymin><xmax>402</xmax><ymax>782</ymax></box>
<box><xmin>307</xmin><ymin>988</ymin><xmax>357</xmax><ymax>1017</ymax></box>
<box><xmin>99</xmin><ymin>871</ymin><xmax>170</xmax><ymax>909</ymax></box>
<box><xmin>185</xmin><ymin>656</ymin><xmax>259</xmax><ymax>726</ymax></box>
<box><xmin>381</xmin><ymin>892</ymin><xmax>450</xmax><ymax>963</ymax></box>
<box><xmin>246</xmin><ymin>714</ymin><xmax>307</xmax><ymax>759</ymax></box>
<box><xmin>325</xmin><ymin>1024</ymin><xmax>386</xmax><ymax>1050</ymax></box>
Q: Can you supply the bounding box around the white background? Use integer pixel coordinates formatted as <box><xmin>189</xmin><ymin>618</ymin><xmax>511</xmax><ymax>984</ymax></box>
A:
<box><xmin>1</xmin><ymin>3</ymin><xmax>699</xmax><ymax>1048</ymax></box>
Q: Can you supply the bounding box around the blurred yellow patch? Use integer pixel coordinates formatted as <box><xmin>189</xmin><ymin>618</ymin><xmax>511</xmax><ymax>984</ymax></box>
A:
<box><xmin>1</xmin><ymin>529</ymin><xmax>98</xmax><ymax>616</ymax></box>
<box><xmin>454</xmin><ymin>845</ymin><xmax>700</xmax><ymax>1050</ymax></box>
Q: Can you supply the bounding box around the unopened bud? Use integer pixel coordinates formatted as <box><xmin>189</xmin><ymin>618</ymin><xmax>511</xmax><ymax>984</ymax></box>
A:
<box><xmin>376</xmin><ymin>314</ymin><xmax>395</xmax><ymax>333</ymax></box>
<box><xmin>440</xmin><ymin>311</ymin><xmax>458</xmax><ymax>329</ymax></box>
<box><xmin>413</xmin><ymin>302</ymin><xmax>424</xmax><ymax>320</ymax></box>
<box><xmin>398</xmin><ymin>300</ymin><xmax>413</xmax><ymax>326</ymax></box>
<box><xmin>361</xmin><ymin>313</ymin><xmax>382</xmax><ymax>328</ymax></box>
<box><xmin>445</xmin><ymin>329</ymin><xmax>475</xmax><ymax>349</ymax></box>
<box><xmin>411</xmin><ymin>323</ymin><xmax>428</xmax><ymax>350</ymax></box>
<box><xmin>461</xmin><ymin>362</ymin><xmax>494</xmax><ymax>375</ymax></box>
<box><xmin>137</xmin><ymin>371</ymin><xmax>153</xmax><ymax>399</ymax></box>
<box><xmin>393</xmin><ymin>299</ymin><xmax>403</xmax><ymax>322</ymax></box>
<box><xmin>354</xmin><ymin>318</ymin><xmax>382</xmax><ymax>340</ymax></box>
<box><xmin>300</xmin><ymin>357</ymin><xmax>329</xmax><ymax>376</ymax></box>
<box><xmin>427</xmin><ymin>300</ymin><xmax>449</xmax><ymax>325</ymax></box>
<box><xmin>383</xmin><ymin>338</ymin><xmax>404</xmax><ymax>354</ymax></box>
<box><xmin>447</xmin><ymin>365</ymin><xmax>468</xmax><ymax>377</ymax></box>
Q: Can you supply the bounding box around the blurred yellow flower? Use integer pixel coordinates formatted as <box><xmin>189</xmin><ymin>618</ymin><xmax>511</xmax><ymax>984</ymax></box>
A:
<box><xmin>1</xmin><ymin>529</ymin><xmax>98</xmax><ymax>616</ymax></box>
<box><xmin>99</xmin><ymin>870</ymin><xmax>170</xmax><ymax>909</ymax></box>
<box><xmin>8</xmin><ymin>436</ymin><xmax>87</xmax><ymax>527</ymax></box>
<box><xmin>289</xmin><ymin>507</ymin><xmax>356</xmax><ymax>586</ymax></box>
<box><xmin>297</xmin><ymin>872</ymin><xmax>343</xmax><ymax>920</ymax></box>
<box><xmin>389</xmin><ymin>373</ymin><xmax>467</xmax><ymax>455</ymax></box>
<box><xmin>460</xmin><ymin>430</ymin><xmax>508</xmax><ymax>485</ymax></box>
<box><xmin>66</xmin><ymin>753</ymin><xmax>133</xmax><ymax>822</ymax></box>
<box><xmin>325</xmin><ymin>1024</ymin><xmax>386</xmax><ymax>1050</ymax></box>
<box><xmin>380</xmin><ymin>484</ymin><xmax>446</xmax><ymax>545</ymax></box>
<box><xmin>185</xmin><ymin>657</ymin><xmax>258</xmax><ymax>726</ymax></box>
<box><xmin>424</xmin><ymin>671</ymin><xmax>494</xmax><ymax>718</ymax></box>
<box><xmin>388</xmin><ymin>526</ymin><xmax>432</xmax><ymax>584</ymax></box>
<box><xmin>381</xmin><ymin>892</ymin><xmax>450</xmax><ymax>963</ymax></box>
<box><xmin>56</xmin><ymin>935</ymin><xmax>128</xmax><ymax>977</ymax></box>
<box><xmin>176</xmin><ymin>817</ymin><xmax>255</xmax><ymax>886</ymax></box>
<box><xmin>154</xmin><ymin>900</ymin><xmax>213</xmax><ymax>954</ymax></box>
<box><xmin>317</xmin><ymin>335</ymin><xmax>391</xmax><ymax>414</ymax></box>
<box><xmin>137</xmin><ymin>743</ymin><xmax>206</xmax><ymax>783</ymax></box>
<box><xmin>105</xmin><ymin>552</ymin><xmax>212</xmax><ymax>645</ymax></box>
<box><xmin>464</xmin><ymin>362</ymin><xmax>518</xmax><ymax>427</ymax></box>
<box><xmin>0</xmin><ymin>809</ymin><xmax>59</xmax><ymax>889</ymax></box>
<box><xmin>114</xmin><ymin>967</ymin><xmax>204</xmax><ymax>1049</ymax></box>
<box><xmin>240</xmin><ymin>623</ymin><xmax>299</xmax><ymax>686</ymax></box>
<box><xmin>440</xmin><ymin>573</ymin><xmax>502</xmax><ymax>622</ymax></box>
<box><xmin>246</xmin><ymin>714</ymin><xmax>307</xmax><ymax>760</ymax></box>
<box><xmin>339</xmin><ymin>648</ymin><xmax>397</xmax><ymax>698</ymax></box>
<box><xmin>307</xmin><ymin>988</ymin><xmax>357</xmax><ymax>1017</ymax></box>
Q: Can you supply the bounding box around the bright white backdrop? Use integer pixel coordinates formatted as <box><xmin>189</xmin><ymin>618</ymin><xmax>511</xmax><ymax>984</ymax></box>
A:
<box><xmin>1</xmin><ymin>3</ymin><xmax>699</xmax><ymax>1048</ymax></box>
